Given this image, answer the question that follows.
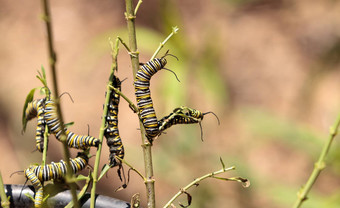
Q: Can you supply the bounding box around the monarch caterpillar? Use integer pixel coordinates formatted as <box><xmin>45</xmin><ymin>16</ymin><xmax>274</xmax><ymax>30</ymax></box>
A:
<box><xmin>24</xmin><ymin>152</ymin><xmax>88</xmax><ymax>207</ymax></box>
<box><xmin>134</xmin><ymin>51</ymin><xmax>178</xmax><ymax>143</ymax></box>
<box><xmin>158</xmin><ymin>107</ymin><xmax>220</xmax><ymax>140</ymax></box>
<box><xmin>104</xmin><ymin>75</ymin><xmax>125</xmax><ymax>167</ymax></box>
<box><xmin>44</xmin><ymin>99</ymin><xmax>99</xmax><ymax>149</ymax></box>
<box><xmin>25</xmin><ymin>99</ymin><xmax>47</xmax><ymax>152</ymax></box>
<box><xmin>24</xmin><ymin>168</ymin><xmax>43</xmax><ymax>208</ymax></box>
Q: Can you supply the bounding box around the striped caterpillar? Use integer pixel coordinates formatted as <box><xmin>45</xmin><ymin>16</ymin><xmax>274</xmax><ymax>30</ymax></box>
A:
<box><xmin>104</xmin><ymin>75</ymin><xmax>125</xmax><ymax>167</ymax></box>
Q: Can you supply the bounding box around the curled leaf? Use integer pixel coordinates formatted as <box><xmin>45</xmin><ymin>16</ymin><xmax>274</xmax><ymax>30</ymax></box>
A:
<box><xmin>22</xmin><ymin>88</ymin><xmax>37</xmax><ymax>133</ymax></box>
<box><xmin>179</xmin><ymin>191</ymin><xmax>192</xmax><ymax>208</ymax></box>
<box><xmin>228</xmin><ymin>177</ymin><xmax>250</xmax><ymax>188</ymax></box>
<box><xmin>212</xmin><ymin>176</ymin><xmax>250</xmax><ymax>188</ymax></box>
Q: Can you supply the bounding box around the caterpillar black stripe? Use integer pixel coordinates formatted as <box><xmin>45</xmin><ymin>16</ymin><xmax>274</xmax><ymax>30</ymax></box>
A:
<box><xmin>104</xmin><ymin>75</ymin><xmax>125</xmax><ymax>167</ymax></box>
<box><xmin>25</xmin><ymin>99</ymin><xmax>46</xmax><ymax>152</ymax></box>
<box><xmin>24</xmin><ymin>152</ymin><xmax>88</xmax><ymax>207</ymax></box>
<box><xmin>44</xmin><ymin>99</ymin><xmax>99</xmax><ymax>149</ymax></box>
<box><xmin>134</xmin><ymin>54</ymin><xmax>169</xmax><ymax>143</ymax></box>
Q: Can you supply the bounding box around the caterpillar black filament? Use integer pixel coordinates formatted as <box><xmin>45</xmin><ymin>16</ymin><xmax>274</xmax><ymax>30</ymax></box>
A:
<box><xmin>25</xmin><ymin>99</ymin><xmax>46</xmax><ymax>152</ymax></box>
<box><xmin>24</xmin><ymin>152</ymin><xmax>88</xmax><ymax>207</ymax></box>
<box><xmin>104</xmin><ymin>75</ymin><xmax>125</xmax><ymax>167</ymax></box>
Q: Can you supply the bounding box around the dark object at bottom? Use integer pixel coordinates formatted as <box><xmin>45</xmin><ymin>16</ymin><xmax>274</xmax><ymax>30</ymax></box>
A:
<box><xmin>2</xmin><ymin>184</ymin><xmax>130</xmax><ymax>208</ymax></box>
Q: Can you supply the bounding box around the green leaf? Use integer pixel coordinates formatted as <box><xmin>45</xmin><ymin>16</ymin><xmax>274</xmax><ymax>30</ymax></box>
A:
<box><xmin>98</xmin><ymin>164</ymin><xmax>111</xmax><ymax>181</ymax></box>
<box><xmin>22</xmin><ymin>88</ymin><xmax>37</xmax><ymax>132</ymax></box>
<box><xmin>75</xmin><ymin>174</ymin><xmax>88</xmax><ymax>181</ymax></box>
<box><xmin>24</xmin><ymin>193</ymin><xmax>35</xmax><ymax>202</ymax></box>
<box><xmin>220</xmin><ymin>157</ymin><xmax>225</xmax><ymax>170</ymax></box>
<box><xmin>64</xmin><ymin>122</ymin><xmax>75</xmax><ymax>128</ymax></box>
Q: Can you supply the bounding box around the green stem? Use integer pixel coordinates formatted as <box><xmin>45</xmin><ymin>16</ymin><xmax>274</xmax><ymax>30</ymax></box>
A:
<box><xmin>150</xmin><ymin>26</ymin><xmax>179</xmax><ymax>60</ymax></box>
<box><xmin>292</xmin><ymin>113</ymin><xmax>340</xmax><ymax>208</ymax></box>
<box><xmin>109</xmin><ymin>85</ymin><xmax>138</xmax><ymax>113</ymax></box>
<box><xmin>125</xmin><ymin>1</ymin><xmax>155</xmax><ymax>207</ymax></box>
<box><xmin>41</xmin><ymin>126</ymin><xmax>49</xmax><ymax>166</ymax></box>
<box><xmin>65</xmin><ymin>173</ymin><xmax>92</xmax><ymax>208</ymax></box>
<box><xmin>0</xmin><ymin>172</ymin><xmax>10</xmax><ymax>208</ymax></box>
<box><xmin>41</xmin><ymin>90</ymin><xmax>50</xmax><ymax>166</ymax></box>
<box><xmin>115</xmin><ymin>156</ymin><xmax>146</xmax><ymax>181</ymax></box>
<box><xmin>90</xmin><ymin>38</ymin><xmax>120</xmax><ymax>208</ymax></box>
<box><xmin>134</xmin><ymin>0</ymin><xmax>143</xmax><ymax>15</ymax></box>
<box><xmin>163</xmin><ymin>166</ymin><xmax>235</xmax><ymax>208</ymax></box>
<box><xmin>40</xmin><ymin>1</ymin><xmax>79</xmax><ymax>207</ymax></box>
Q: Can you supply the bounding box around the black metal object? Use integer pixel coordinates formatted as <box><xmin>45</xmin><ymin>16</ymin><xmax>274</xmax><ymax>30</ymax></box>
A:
<box><xmin>2</xmin><ymin>184</ymin><xmax>130</xmax><ymax>208</ymax></box>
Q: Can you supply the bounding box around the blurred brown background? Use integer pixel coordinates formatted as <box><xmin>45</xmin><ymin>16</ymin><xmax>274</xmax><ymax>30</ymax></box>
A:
<box><xmin>1</xmin><ymin>0</ymin><xmax>340</xmax><ymax>207</ymax></box>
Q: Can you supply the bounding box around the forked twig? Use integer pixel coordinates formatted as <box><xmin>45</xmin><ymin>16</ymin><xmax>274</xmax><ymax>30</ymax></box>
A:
<box><xmin>163</xmin><ymin>161</ymin><xmax>249</xmax><ymax>208</ymax></box>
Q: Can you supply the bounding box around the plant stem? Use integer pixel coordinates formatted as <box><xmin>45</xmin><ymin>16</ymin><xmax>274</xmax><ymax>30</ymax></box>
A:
<box><xmin>163</xmin><ymin>166</ymin><xmax>235</xmax><ymax>208</ymax></box>
<box><xmin>109</xmin><ymin>85</ymin><xmax>138</xmax><ymax>113</ymax></box>
<box><xmin>41</xmin><ymin>91</ymin><xmax>50</xmax><ymax>167</ymax></box>
<box><xmin>65</xmin><ymin>173</ymin><xmax>92</xmax><ymax>208</ymax></box>
<box><xmin>134</xmin><ymin>0</ymin><xmax>143</xmax><ymax>15</ymax></box>
<box><xmin>292</xmin><ymin>113</ymin><xmax>340</xmax><ymax>208</ymax></box>
<box><xmin>151</xmin><ymin>26</ymin><xmax>179</xmax><ymax>60</ymax></box>
<box><xmin>90</xmin><ymin>38</ymin><xmax>120</xmax><ymax>208</ymax></box>
<box><xmin>40</xmin><ymin>1</ymin><xmax>79</xmax><ymax>207</ymax></box>
<box><xmin>41</xmin><ymin>127</ymin><xmax>49</xmax><ymax>166</ymax></box>
<box><xmin>125</xmin><ymin>0</ymin><xmax>155</xmax><ymax>207</ymax></box>
<box><xmin>0</xmin><ymin>172</ymin><xmax>10</xmax><ymax>208</ymax></box>
<box><xmin>116</xmin><ymin>156</ymin><xmax>146</xmax><ymax>181</ymax></box>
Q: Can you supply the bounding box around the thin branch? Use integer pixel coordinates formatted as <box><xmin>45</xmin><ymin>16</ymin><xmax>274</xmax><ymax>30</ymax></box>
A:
<box><xmin>163</xmin><ymin>166</ymin><xmax>242</xmax><ymax>208</ymax></box>
<box><xmin>292</xmin><ymin>113</ymin><xmax>340</xmax><ymax>208</ymax></box>
<box><xmin>108</xmin><ymin>85</ymin><xmax>138</xmax><ymax>113</ymax></box>
<box><xmin>90</xmin><ymin>38</ymin><xmax>120</xmax><ymax>208</ymax></box>
<box><xmin>134</xmin><ymin>0</ymin><xmax>143</xmax><ymax>15</ymax></box>
<box><xmin>65</xmin><ymin>172</ymin><xmax>92</xmax><ymax>208</ymax></box>
<box><xmin>125</xmin><ymin>0</ymin><xmax>156</xmax><ymax>207</ymax></box>
<box><xmin>40</xmin><ymin>0</ymin><xmax>79</xmax><ymax>207</ymax></box>
<box><xmin>151</xmin><ymin>26</ymin><xmax>179</xmax><ymax>60</ymax></box>
<box><xmin>115</xmin><ymin>156</ymin><xmax>146</xmax><ymax>181</ymax></box>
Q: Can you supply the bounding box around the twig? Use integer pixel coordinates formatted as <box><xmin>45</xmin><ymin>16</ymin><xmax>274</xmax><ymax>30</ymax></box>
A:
<box><xmin>65</xmin><ymin>172</ymin><xmax>92</xmax><ymax>208</ymax></box>
<box><xmin>125</xmin><ymin>0</ymin><xmax>156</xmax><ymax>207</ymax></box>
<box><xmin>163</xmin><ymin>166</ymin><xmax>239</xmax><ymax>208</ymax></box>
<box><xmin>151</xmin><ymin>26</ymin><xmax>179</xmax><ymax>60</ymax></box>
<box><xmin>134</xmin><ymin>0</ymin><xmax>143</xmax><ymax>15</ymax></box>
<box><xmin>90</xmin><ymin>38</ymin><xmax>120</xmax><ymax>208</ymax></box>
<box><xmin>115</xmin><ymin>156</ymin><xmax>146</xmax><ymax>181</ymax></box>
<box><xmin>292</xmin><ymin>113</ymin><xmax>340</xmax><ymax>208</ymax></box>
<box><xmin>40</xmin><ymin>0</ymin><xmax>79</xmax><ymax>207</ymax></box>
<box><xmin>0</xmin><ymin>172</ymin><xmax>10</xmax><ymax>208</ymax></box>
<box><xmin>108</xmin><ymin>85</ymin><xmax>138</xmax><ymax>113</ymax></box>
